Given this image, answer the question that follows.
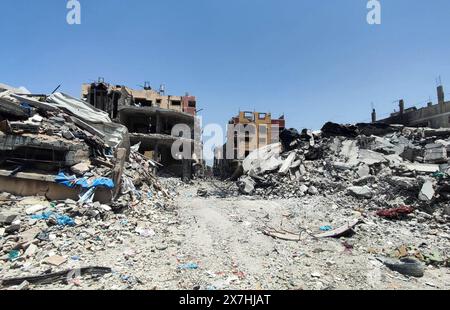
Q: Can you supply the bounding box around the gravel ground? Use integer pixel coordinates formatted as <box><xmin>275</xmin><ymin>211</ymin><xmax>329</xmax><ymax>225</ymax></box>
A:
<box><xmin>1</xmin><ymin>179</ymin><xmax>449</xmax><ymax>290</ymax></box>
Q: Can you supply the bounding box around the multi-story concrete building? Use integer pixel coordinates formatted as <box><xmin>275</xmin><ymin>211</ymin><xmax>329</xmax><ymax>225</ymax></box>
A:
<box><xmin>373</xmin><ymin>84</ymin><xmax>450</xmax><ymax>128</ymax></box>
<box><xmin>82</xmin><ymin>80</ymin><xmax>202</xmax><ymax>179</ymax></box>
<box><xmin>214</xmin><ymin>111</ymin><xmax>285</xmax><ymax>178</ymax></box>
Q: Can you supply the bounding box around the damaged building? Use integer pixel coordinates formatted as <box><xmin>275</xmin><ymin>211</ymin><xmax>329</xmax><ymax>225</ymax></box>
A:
<box><xmin>82</xmin><ymin>80</ymin><xmax>202</xmax><ymax>180</ymax></box>
<box><xmin>214</xmin><ymin>111</ymin><xmax>285</xmax><ymax>178</ymax></box>
<box><xmin>373</xmin><ymin>84</ymin><xmax>450</xmax><ymax>128</ymax></box>
<box><xmin>0</xmin><ymin>83</ymin><xmax>130</xmax><ymax>203</ymax></box>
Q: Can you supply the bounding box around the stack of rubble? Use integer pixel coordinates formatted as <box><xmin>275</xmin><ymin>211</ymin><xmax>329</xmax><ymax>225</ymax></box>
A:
<box><xmin>0</xmin><ymin>84</ymin><xmax>176</xmax><ymax>288</ymax></box>
<box><xmin>237</xmin><ymin>122</ymin><xmax>450</xmax><ymax>214</ymax></box>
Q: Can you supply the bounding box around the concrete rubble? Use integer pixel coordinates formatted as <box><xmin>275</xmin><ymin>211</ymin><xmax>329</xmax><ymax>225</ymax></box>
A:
<box><xmin>235</xmin><ymin>122</ymin><xmax>450</xmax><ymax>210</ymax></box>
<box><xmin>0</xmin><ymin>82</ymin><xmax>448</xmax><ymax>290</ymax></box>
<box><xmin>0</xmin><ymin>83</ymin><xmax>178</xmax><ymax>289</ymax></box>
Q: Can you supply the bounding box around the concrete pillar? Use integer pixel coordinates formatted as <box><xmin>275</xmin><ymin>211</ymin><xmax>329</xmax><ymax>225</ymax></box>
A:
<box><xmin>371</xmin><ymin>109</ymin><xmax>377</xmax><ymax>123</ymax></box>
<box><xmin>155</xmin><ymin>112</ymin><xmax>162</xmax><ymax>134</ymax></box>
<box><xmin>182</xmin><ymin>158</ymin><xmax>192</xmax><ymax>182</ymax></box>
<box><xmin>399</xmin><ymin>100</ymin><xmax>405</xmax><ymax>115</ymax></box>
<box><xmin>438</xmin><ymin>85</ymin><xmax>445</xmax><ymax>113</ymax></box>
<box><xmin>154</xmin><ymin>144</ymin><xmax>159</xmax><ymax>162</ymax></box>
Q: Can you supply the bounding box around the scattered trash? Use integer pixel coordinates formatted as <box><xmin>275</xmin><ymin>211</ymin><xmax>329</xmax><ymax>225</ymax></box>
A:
<box><xmin>1</xmin><ymin>267</ymin><xmax>112</xmax><ymax>286</ymax></box>
<box><xmin>262</xmin><ymin>227</ymin><xmax>303</xmax><ymax>241</ymax></box>
<box><xmin>315</xmin><ymin>219</ymin><xmax>360</xmax><ymax>238</ymax></box>
<box><xmin>197</xmin><ymin>188</ymin><xmax>208</xmax><ymax>197</ymax></box>
<box><xmin>135</xmin><ymin>227</ymin><xmax>155</xmax><ymax>238</ymax></box>
<box><xmin>31</xmin><ymin>212</ymin><xmax>75</xmax><ymax>227</ymax></box>
<box><xmin>376</xmin><ymin>206</ymin><xmax>414</xmax><ymax>220</ymax></box>
<box><xmin>55</xmin><ymin>172</ymin><xmax>115</xmax><ymax>190</ymax></box>
<box><xmin>319</xmin><ymin>226</ymin><xmax>333</xmax><ymax>231</ymax></box>
<box><xmin>8</xmin><ymin>250</ymin><xmax>20</xmax><ymax>262</ymax></box>
<box><xmin>178</xmin><ymin>263</ymin><xmax>199</xmax><ymax>270</ymax></box>
<box><xmin>377</xmin><ymin>257</ymin><xmax>425</xmax><ymax>278</ymax></box>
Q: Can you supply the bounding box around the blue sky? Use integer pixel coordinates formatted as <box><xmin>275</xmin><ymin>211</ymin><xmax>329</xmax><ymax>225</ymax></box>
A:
<box><xmin>1</xmin><ymin>0</ymin><xmax>450</xmax><ymax>132</ymax></box>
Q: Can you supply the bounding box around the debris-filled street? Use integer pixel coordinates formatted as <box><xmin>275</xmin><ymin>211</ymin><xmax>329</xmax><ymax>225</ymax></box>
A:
<box><xmin>1</xmin><ymin>84</ymin><xmax>449</xmax><ymax>290</ymax></box>
<box><xmin>1</xmin><ymin>178</ymin><xmax>449</xmax><ymax>290</ymax></box>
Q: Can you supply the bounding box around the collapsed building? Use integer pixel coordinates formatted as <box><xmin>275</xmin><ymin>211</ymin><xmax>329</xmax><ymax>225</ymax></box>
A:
<box><xmin>236</xmin><ymin>121</ymin><xmax>450</xmax><ymax>213</ymax></box>
<box><xmin>0</xmin><ymin>82</ymin><xmax>168</xmax><ymax>204</ymax></box>
<box><xmin>373</xmin><ymin>84</ymin><xmax>450</xmax><ymax>128</ymax></box>
<box><xmin>82</xmin><ymin>80</ymin><xmax>202</xmax><ymax>180</ymax></box>
<box><xmin>213</xmin><ymin>111</ymin><xmax>285</xmax><ymax>178</ymax></box>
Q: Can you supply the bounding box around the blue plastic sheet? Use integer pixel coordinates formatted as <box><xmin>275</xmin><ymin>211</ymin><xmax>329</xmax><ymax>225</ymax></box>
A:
<box><xmin>177</xmin><ymin>263</ymin><xmax>199</xmax><ymax>270</ymax></box>
<box><xmin>31</xmin><ymin>212</ymin><xmax>75</xmax><ymax>227</ymax></box>
<box><xmin>55</xmin><ymin>172</ymin><xmax>114</xmax><ymax>189</ymax></box>
<box><xmin>320</xmin><ymin>225</ymin><xmax>333</xmax><ymax>232</ymax></box>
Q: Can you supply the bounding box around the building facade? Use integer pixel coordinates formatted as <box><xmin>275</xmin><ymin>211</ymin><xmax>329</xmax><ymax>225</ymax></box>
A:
<box><xmin>82</xmin><ymin>80</ymin><xmax>202</xmax><ymax>179</ymax></box>
<box><xmin>214</xmin><ymin>111</ymin><xmax>285</xmax><ymax>178</ymax></box>
<box><xmin>374</xmin><ymin>85</ymin><xmax>450</xmax><ymax>128</ymax></box>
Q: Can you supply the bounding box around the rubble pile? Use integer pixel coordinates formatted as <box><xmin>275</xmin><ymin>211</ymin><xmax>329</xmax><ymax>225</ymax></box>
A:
<box><xmin>0</xmin><ymin>84</ymin><xmax>177</xmax><ymax>288</ymax></box>
<box><xmin>237</xmin><ymin>122</ymin><xmax>450</xmax><ymax>215</ymax></box>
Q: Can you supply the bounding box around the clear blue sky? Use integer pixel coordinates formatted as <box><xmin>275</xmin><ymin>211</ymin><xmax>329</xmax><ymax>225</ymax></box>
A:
<box><xmin>2</xmin><ymin>0</ymin><xmax>450</xmax><ymax>131</ymax></box>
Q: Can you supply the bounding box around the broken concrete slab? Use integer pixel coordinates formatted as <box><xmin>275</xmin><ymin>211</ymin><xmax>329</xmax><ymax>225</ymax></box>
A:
<box><xmin>341</xmin><ymin>140</ymin><xmax>359</xmax><ymax>166</ymax></box>
<box><xmin>5</xmin><ymin>224</ymin><xmax>20</xmax><ymax>234</ymax></box>
<box><xmin>237</xmin><ymin>176</ymin><xmax>256</xmax><ymax>195</ymax></box>
<box><xmin>259</xmin><ymin>156</ymin><xmax>283</xmax><ymax>174</ymax></box>
<box><xmin>43</xmin><ymin>255</ymin><xmax>67</xmax><ymax>266</ymax></box>
<box><xmin>0</xmin><ymin>213</ymin><xmax>18</xmax><ymax>225</ymax></box>
<box><xmin>444</xmin><ymin>205</ymin><xmax>450</xmax><ymax>216</ymax></box>
<box><xmin>25</xmin><ymin>205</ymin><xmax>46</xmax><ymax>215</ymax></box>
<box><xmin>71</xmin><ymin>162</ymin><xmax>91</xmax><ymax>176</ymax></box>
<box><xmin>348</xmin><ymin>186</ymin><xmax>373</xmax><ymax>199</ymax></box>
<box><xmin>388</xmin><ymin>176</ymin><xmax>418</xmax><ymax>190</ymax></box>
<box><xmin>357</xmin><ymin>164</ymin><xmax>370</xmax><ymax>178</ymax></box>
<box><xmin>419</xmin><ymin>180</ymin><xmax>435</xmax><ymax>202</ymax></box>
<box><xmin>20</xmin><ymin>227</ymin><xmax>42</xmax><ymax>243</ymax></box>
<box><xmin>243</xmin><ymin>143</ymin><xmax>282</xmax><ymax>174</ymax></box>
<box><xmin>308</xmin><ymin>186</ymin><xmax>319</xmax><ymax>195</ymax></box>
<box><xmin>333</xmin><ymin>162</ymin><xmax>354</xmax><ymax>171</ymax></box>
<box><xmin>0</xmin><ymin>133</ymin><xmax>90</xmax><ymax>166</ymax></box>
<box><xmin>405</xmin><ymin>163</ymin><xmax>440</xmax><ymax>174</ymax></box>
<box><xmin>24</xmin><ymin>244</ymin><xmax>38</xmax><ymax>258</ymax></box>
<box><xmin>278</xmin><ymin>152</ymin><xmax>297</xmax><ymax>175</ymax></box>
<box><xmin>424</xmin><ymin>144</ymin><xmax>447</xmax><ymax>164</ymax></box>
<box><xmin>358</xmin><ymin>149</ymin><xmax>387</xmax><ymax>166</ymax></box>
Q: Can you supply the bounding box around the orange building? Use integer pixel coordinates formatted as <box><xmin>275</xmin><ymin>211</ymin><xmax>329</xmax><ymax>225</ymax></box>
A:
<box><xmin>214</xmin><ymin>111</ymin><xmax>285</xmax><ymax>178</ymax></box>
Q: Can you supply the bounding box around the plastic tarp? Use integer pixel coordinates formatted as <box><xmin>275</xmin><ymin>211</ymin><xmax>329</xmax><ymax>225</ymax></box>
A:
<box><xmin>47</xmin><ymin>92</ymin><xmax>111</xmax><ymax>123</ymax></box>
<box><xmin>31</xmin><ymin>212</ymin><xmax>75</xmax><ymax>227</ymax></box>
<box><xmin>55</xmin><ymin>172</ymin><xmax>114</xmax><ymax>189</ymax></box>
<box><xmin>46</xmin><ymin>93</ymin><xmax>129</xmax><ymax>149</ymax></box>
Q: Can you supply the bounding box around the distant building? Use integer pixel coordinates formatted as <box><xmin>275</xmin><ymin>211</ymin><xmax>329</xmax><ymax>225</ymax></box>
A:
<box><xmin>82</xmin><ymin>80</ymin><xmax>202</xmax><ymax>179</ymax></box>
<box><xmin>373</xmin><ymin>84</ymin><xmax>450</xmax><ymax>128</ymax></box>
<box><xmin>214</xmin><ymin>111</ymin><xmax>285</xmax><ymax>178</ymax></box>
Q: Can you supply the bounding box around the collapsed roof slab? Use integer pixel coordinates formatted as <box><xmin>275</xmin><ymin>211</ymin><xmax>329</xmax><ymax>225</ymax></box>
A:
<box><xmin>0</xmin><ymin>133</ymin><xmax>90</xmax><ymax>167</ymax></box>
<box><xmin>0</xmin><ymin>97</ymin><xmax>31</xmax><ymax>118</ymax></box>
